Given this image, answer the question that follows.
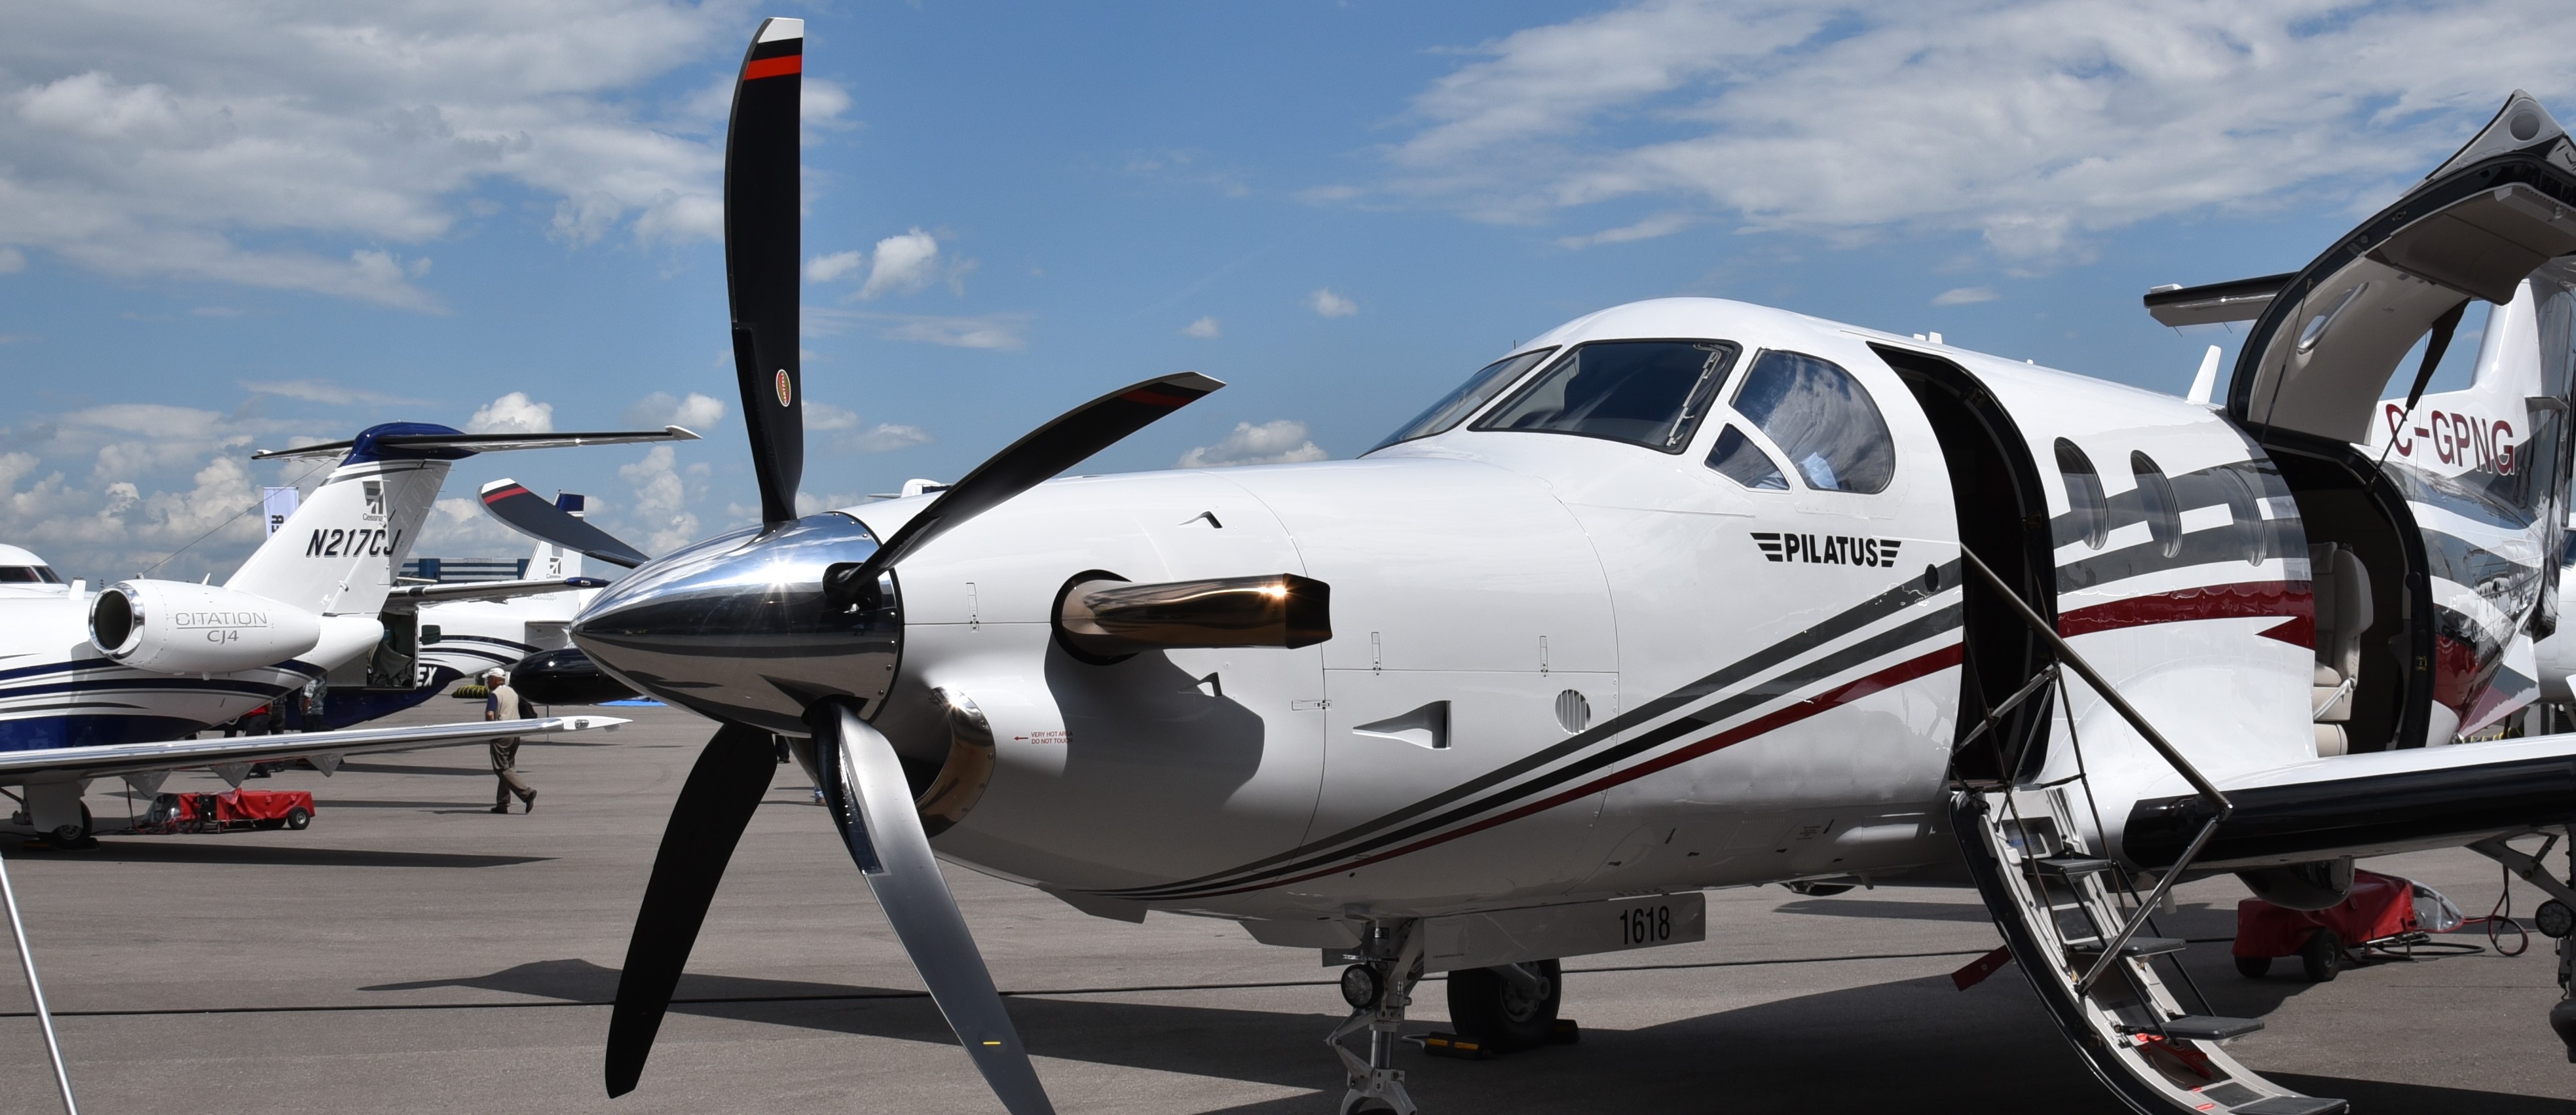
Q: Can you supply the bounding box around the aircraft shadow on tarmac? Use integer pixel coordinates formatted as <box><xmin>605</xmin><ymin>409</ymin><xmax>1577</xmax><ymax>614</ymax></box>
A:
<box><xmin>60</xmin><ymin>841</ymin><xmax>551</xmax><ymax>869</ymax></box>
<box><xmin>363</xmin><ymin>957</ymin><xmax>2564</xmax><ymax>1114</ymax></box>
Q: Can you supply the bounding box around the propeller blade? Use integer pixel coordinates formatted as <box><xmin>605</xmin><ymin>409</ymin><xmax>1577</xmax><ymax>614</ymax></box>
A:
<box><xmin>814</xmin><ymin>701</ymin><xmax>1055</xmax><ymax>1115</ymax></box>
<box><xmin>726</xmin><ymin>17</ymin><xmax>806</xmax><ymax>526</ymax></box>
<box><xmin>605</xmin><ymin>723</ymin><xmax>779</xmax><ymax>1097</ymax></box>
<box><xmin>477</xmin><ymin>479</ymin><xmax>649</xmax><ymax>568</ymax></box>
<box><xmin>827</xmin><ymin>371</ymin><xmax>1222</xmax><ymax>602</ymax></box>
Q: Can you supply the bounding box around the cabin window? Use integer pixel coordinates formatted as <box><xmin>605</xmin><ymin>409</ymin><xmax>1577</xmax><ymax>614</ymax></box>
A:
<box><xmin>1371</xmin><ymin>348</ymin><xmax>1557</xmax><ymax>451</ymax></box>
<box><xmin>1728</xmin><ymin>350</ymin><xmax>1895</xmax><ymax>494</ymax></box>
<box><xmin>420</xmin><ymin>625</ymin><xmax>443</xmax><ymax>645</ymax></box>
<box><xmin>2055</xmin><ymin>439</ymin><xmax>2107</xmax><ymax>549</ymax></box>
<box><xmin>1473</xmin><ymin>340</ymin><xmax>1740</xmax><ymax>452</ymax></box>
<box><xmin>2213</xmin><ymin>467</ymin><xmax>2269</xmax><ymax>566</ymax></box>
<box><xmin>2132</xmin><ymin>452</ymin><xmax>2182</xmax><ymax>558</ymax></box>
<box><xmin>1706</xmin><ymin>425</ymin><xmax>1789</xmax><ymax>490</ymax></box>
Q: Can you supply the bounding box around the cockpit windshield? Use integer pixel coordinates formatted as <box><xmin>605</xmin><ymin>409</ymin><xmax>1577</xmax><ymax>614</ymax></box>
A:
<box><xmin>0</xmin><ymin>566</ymin><xmax>62</xmax><ymax>583</ymax></box>
<box><xmin>1370</xmin><ymin>348</ymin><xmax>1556</xmax><ymax>452</ymax></box>
<box><xmin>1471</xmin><ymin>340</ymin><xmax>1741</xmax><ymax>453</ymax></box>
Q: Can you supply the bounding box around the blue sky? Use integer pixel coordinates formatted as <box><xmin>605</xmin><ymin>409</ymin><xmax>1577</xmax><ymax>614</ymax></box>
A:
<box><xmin>2</xmin><ymin>0</ymin><xmax>2568</xmax><ymax>583</ymax></box>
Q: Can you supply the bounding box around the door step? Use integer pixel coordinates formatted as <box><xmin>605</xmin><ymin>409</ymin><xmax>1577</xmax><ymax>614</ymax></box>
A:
<box><xmin>2066</xmin><ymin>936</ymin><xmax>2188</xmax><ymax>959</ymax></box>
<box><xmin>2036</xmin><ymin>854</ymin><xmax>2114</xmax><ymax>877</ymax></box>
<box><xmin>2155</xmin><ymin>1015</ymin><xmax>2264</xmax><ymax>1041</ymax></box>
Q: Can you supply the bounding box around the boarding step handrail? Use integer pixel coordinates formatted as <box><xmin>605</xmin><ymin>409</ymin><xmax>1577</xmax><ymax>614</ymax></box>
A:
<box><xmin>1959</xmin><ymin>549</ymin><xmax>2233</xmax><ymax>995</ymax></box>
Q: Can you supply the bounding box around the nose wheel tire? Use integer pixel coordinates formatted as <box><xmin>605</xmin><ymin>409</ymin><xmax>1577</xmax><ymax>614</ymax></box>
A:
<box><xmin>1446</xmin><ymin>959</ymin><xmax>1561</xmax><ymax>1051</ymax></box>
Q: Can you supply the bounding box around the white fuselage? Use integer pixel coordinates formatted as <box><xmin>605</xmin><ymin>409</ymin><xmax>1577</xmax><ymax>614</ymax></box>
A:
<box><xmin>831</xmin><ymin>299</ymin><xmax>2318</xmax><ymax>936</ymax></box>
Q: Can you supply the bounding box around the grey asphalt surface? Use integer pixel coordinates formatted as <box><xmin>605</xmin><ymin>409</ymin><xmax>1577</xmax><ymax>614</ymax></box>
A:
<box><xmin>0</xmin><ymin>699</ymin><xmax>2563</xmax><ymax>1113</ymax></box>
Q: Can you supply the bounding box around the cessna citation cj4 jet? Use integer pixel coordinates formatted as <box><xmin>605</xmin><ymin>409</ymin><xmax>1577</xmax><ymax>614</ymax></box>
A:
<box><xmin>0</xmin><ymin>423</ymin><xmax>691</xmax><ymax>843</ymax></box>
<box><xmin>553</xmin><ymin>24</ymin><xmax>2576</xmax><ymax>1115</ymax></box>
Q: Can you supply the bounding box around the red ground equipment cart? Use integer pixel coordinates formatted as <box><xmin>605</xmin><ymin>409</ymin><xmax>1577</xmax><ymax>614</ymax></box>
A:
<box><xmin>141</xmin><ymin>789</ymin><xmax>314</xmax><ymax>835</ymax></box>
<box><xmin>2233</xmin><ymin>868</ymin><xmax>2468</xmax><ymax>981</ymax></box>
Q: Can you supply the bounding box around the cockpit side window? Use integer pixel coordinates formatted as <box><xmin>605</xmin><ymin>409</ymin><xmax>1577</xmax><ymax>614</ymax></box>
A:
<box><xmin>1729</xmin><ymin>350</ymin><xmax>1895</xmax><ymax>494</ymax></box>
<box><xmin>1472</xmin><ymin>340</ymin><xmax>1741</xmax><ymax>453</ymax></box>
<box><xmin>1370</xmin><ymin>348</ymin><xmax>1557</xmax><ymax>452</ymax></box>
<box><xmin>0</xmin><ymin>567</ymin><xmax>41</xmax><ymax>583</ymax></box>
<box><xmin>1706</xmin><ymin>426</ymin><xmax>1789</xmax><ymax>490</ymax></box>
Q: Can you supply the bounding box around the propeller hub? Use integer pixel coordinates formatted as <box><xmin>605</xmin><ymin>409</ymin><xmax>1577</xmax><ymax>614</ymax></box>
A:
<box><xmin>570</xmin><ymin>513</ymin><xmax>900</xmax><ymax>735</ymax></box>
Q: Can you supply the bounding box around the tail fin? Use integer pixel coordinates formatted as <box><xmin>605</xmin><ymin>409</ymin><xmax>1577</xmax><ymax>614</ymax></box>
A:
<box><xmin>226</xmin><ymin>429</ymin><xmax>453</xmax><ymax>615</ymax></box>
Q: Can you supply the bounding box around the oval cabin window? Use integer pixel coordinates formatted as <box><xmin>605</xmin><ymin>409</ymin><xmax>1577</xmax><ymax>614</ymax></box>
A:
<box><xmin>2055</xmin><ymin>439</ymin><xmax>2107</xmax><ymax>550</ymax></box>
<box><xmin>2131</xmin><ymin>452</ymin><xmax>2182</xmax><ymax>558</ymax></box>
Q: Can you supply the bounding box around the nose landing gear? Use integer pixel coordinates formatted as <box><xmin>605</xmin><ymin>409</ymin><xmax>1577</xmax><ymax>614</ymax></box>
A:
<box><xmin>1329</xmin><ymin>919</ymin><xmax>1423</xmax><ymax>1115</ymax></box>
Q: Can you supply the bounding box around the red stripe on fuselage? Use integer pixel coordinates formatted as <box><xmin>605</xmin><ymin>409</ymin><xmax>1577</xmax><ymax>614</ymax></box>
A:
<box><xmin>743</xmin><ymin>54</ymin><xmax>802</xmax><ymax>81</ymax></box>
<box><xmin>1193</xmin><ymin>641</ymin><xmax>1968</xmax><ymax>898</ymax></box>
<box><xmin>2059</xmin><ymin>581</ymin><xmax>2312</xmax><ymax>648</ymax></box>
<box><xmin>1185</xmin><ymin>577</ymin><xmax>2307</xmax><ymax>898</ymax></box>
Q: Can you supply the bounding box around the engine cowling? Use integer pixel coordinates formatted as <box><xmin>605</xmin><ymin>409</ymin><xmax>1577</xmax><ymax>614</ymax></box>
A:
<box><xmin>90</xmin><ymin>580</ymin><xmax>322</xmax><ymax>674</ymax></box>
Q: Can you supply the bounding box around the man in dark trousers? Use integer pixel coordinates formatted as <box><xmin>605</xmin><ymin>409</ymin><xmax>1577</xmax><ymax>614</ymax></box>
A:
<box><xmin>483</xmin><ymin>669</ymin><xmax>537</xmax><ymax>813</ymax></box>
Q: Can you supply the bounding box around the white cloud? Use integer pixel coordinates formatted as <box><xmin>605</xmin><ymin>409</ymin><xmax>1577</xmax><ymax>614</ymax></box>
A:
<box><xmin>1182</xmin><ymin>316</ymin><xmax>1221</xmax><ymax>338</ymax></box>
<box><xmin>1556</xmin><ymin>211</ymin><xmax>1696</xmax><ymax>249</ymax></box>
<box><xmin>1932</xmin><ymin>286</ymin><xmax>2000</xmax><ymax>306</ymax></box>
<box><xmin>240</xmin><ymin>378</ymin><xmax>426</xmax><ymax>406</ymax></box>
<box><xmin>806</xmin><ymin>249</ymin><xmax>865</xmax><ymax>283</ymax></box>
<box><xmin>1307</xmin><ymin>289</ymin><xmax>1358</xmax><ymax>318</ymax></box>
<box><xmin>858</xmin><ymin>229</ymin><xmax>943</xmax><ymax>299</ymax></box>
<box><xmin>0</xmin><ymin>4</ymin><xmax>849</xmax><ymax>308</ymax></box>
<box><xmin>0</xmin><ymin>247</ymin><xmax>23</xmax><ymax>274</ymax></box>
<box><xmin>806</xmin><ymin>401</ymin><xmax>931</xmax><ymax>453</ymax></box>
<box><xmin>622</xmin><ymin>390</ymin><xmax>724</xmax><ymax>430</ymax></box>
<box><xmin>812</xmin><ymin>308</ymin><xmax>1032</xmax><ymax>351</ymax></box>
<box><xmin>842</xmin><ymin>423</ymin><xmax>931</xmax><ymax>453</ymax></box>
<box><xmin>465</xmin><ymin>391</ymin><xmax>553</xmax><ymax>434</ymax></box>
<box><xmin>618</xmin><ymin>443</ymin><xmax>702</xmax><ymax>555</ymax></box>
<box><xmin>416</xmin><ymin>494</ymin><xmax>527</xmax><ymax>554</ymax></box>
<box><xmin>1388</xmin><ymin>0</ymin><xmax>2576</xmax><ymax>262</ymax></box>
<box><xmin>1177</xmin><ymin>420</ymin><xmax>1330</xmax><ymax>468</ymax></box>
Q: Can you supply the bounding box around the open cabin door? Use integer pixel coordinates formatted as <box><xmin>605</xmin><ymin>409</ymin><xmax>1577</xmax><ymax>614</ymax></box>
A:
<box><xmin>2173</xmin><ymin>92</ymin><xmax>2576</xmax><ymax>748</ymax></box>
<box><xmin>1877</xmin><ymin>345</ymin><xmax>2057</xmax><ymax>780</ymax></box>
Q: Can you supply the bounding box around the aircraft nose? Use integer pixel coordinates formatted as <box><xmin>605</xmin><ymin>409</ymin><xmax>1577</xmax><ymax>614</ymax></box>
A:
<box><xmin>569</xmin><ymin>513</ymin><xmax>901</xmax><ymax>735</ymax></box>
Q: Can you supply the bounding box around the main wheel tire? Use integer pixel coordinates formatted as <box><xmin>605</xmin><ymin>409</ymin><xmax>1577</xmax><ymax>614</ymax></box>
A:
<box><xmin>284</xmin><ymin>807</ymin><xmax>312</xmax><ymax>831</ymax></box>
<box><xmin>2300</xmin><ymin>929</ymin><xmax>2342</xmax><ymax>983</ymax></box>
<box><xmin>1446</xmin><ymin>959</ymin><xmax>1562</xmax><ymax>1051</ymax></box>
<box><xmin>2233</xmin><ymin>954</ymin><xmax>2271</xmax><ymax>979</ymax></box>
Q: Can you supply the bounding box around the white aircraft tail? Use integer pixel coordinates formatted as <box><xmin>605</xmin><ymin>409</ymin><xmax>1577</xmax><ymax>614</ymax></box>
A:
<box><xmin>225</xmin><ymin>432</ymin><xmax>451</xmax><ymax>617</ymax></box>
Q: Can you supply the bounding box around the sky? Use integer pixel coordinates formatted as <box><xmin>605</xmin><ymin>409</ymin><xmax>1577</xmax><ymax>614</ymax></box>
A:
<box><xmin>2</xmin><ymin>0</ymin><xmax>2571</xmax><ymax>584</ymax></box>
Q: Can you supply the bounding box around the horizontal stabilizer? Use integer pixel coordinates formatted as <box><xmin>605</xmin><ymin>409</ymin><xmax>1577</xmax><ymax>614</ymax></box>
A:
<box><xmin>0</xmin><ymin>716</ymin><xmax>625</xmax><ymax>786</ymax></box>
<box><xmin>2125</xmin><ymin>735</ymin><xmax>2576</xmax><ymax>869</ymax></box>
<box><xmin>2143</xmin><ymin>272</ymin><xmax>2295</xmax><ymax>327</ymax></box>
<box><xmin>254</xmin><ymin>426</ymin><xmax>700</xmax><ymax>461</ymax></box>
<box><xmin>478</xmin><ymin>479</ymin><xmax>650</xmax><ymax>568</ymax></box>
<box><xmin>390</xmin><ymin>576</ymin><xmax>609</xmax><ymax>603</ymax></box>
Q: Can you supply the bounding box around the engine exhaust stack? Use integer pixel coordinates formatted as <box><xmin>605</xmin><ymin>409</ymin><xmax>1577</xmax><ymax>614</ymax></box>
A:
<box><xmin>1055</xmin><ymin>573</ymin><xmax>1330</xmax><ymax>661</ymax></box>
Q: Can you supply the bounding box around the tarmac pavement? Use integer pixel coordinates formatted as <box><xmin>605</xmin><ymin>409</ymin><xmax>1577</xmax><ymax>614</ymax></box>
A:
<box><xmin>0</xmin><ymin>700</ymin><xmax>2563</xmax><ymax>1113</ymax></box>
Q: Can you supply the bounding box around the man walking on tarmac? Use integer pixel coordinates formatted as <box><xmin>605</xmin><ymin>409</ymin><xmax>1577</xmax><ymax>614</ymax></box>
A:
<box><xmin>483</xmin><ymin>669</ymin><xmax>538</xmax><ymax>814</ymax></box>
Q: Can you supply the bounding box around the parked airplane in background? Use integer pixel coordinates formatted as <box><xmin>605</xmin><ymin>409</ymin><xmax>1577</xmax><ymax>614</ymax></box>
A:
<box><xmin>510</xmin><ymin>26</ymin><xmax>2576</xmax><ymax>1114</ymax></box>
<box><xmin>403</xmin><ymin>488</ymin><xmax>639</xmax><ymax>699</ymax></box>
<box><xmin>0</xmin><ymin>422</ymin><xmax>687</xmax><ymax>842</ymax></box>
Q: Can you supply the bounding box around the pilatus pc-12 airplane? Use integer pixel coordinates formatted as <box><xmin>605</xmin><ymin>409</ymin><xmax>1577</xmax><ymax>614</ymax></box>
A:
<box><xmin>0</xmin><ymin>424</ymin><xmax>684</xmax><ymax>842</ymax></box>
<box><xmin>538</xmin><ymin>21</ymin><xmax>2576</xmax><ymax>1115</ymax></box>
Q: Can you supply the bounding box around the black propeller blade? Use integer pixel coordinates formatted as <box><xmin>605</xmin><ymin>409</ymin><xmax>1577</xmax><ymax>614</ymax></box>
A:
<box><xmin>477</xmin><ymin>479</ymin><xmax>649</xmax><ymax>568</ymax></box>
<box><xmin>726</xmin><ymin>17</ymin><xmax>805</xmax><ymax>527</ymax></box>
<box><xmin>826</xmin><ymin>370</ymin><xmax>1222</xmax><ymax>604</ymax></box>
<box><xmin>605</xmin><ymin>722</ymin><xmax>780</xmax><ymax>1097</ymax></box>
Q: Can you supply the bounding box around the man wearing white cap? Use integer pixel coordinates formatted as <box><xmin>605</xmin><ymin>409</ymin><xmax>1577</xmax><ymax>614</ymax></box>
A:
<box><xmin>482</xmin><ymin>669</ymin><xmax>537</xmax><ymax>813</ymax></box>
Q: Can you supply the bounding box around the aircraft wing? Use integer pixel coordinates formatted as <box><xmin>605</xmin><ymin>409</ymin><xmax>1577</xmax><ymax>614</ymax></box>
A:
<box><xmin>388</xmin><ymin>576</ymin><xmax>609</xmax><ymax>604</ymax></box>
<box><xmin>0</xmin><ymin>715</ymin><xmax>627</xmax><ymax>785</ymax></box>
<box><xmin>2122</xmin><ymin>733</ymin><xmax>2576</xmax><ymax>870</ymax></box>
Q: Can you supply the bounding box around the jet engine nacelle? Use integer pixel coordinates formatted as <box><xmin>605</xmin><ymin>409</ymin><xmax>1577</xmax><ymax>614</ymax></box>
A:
<box><xmin>90</xmin><ymin>579</ymin><xmax>322</xmax><ymax>674</ymax></box>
